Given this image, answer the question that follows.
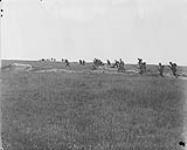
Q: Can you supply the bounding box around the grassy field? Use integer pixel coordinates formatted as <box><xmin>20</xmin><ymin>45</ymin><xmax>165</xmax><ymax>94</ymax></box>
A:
<box><xmin>1</xmin><ymin>60</ymin><xmax>187</xmax><ymax>150</ymax></box>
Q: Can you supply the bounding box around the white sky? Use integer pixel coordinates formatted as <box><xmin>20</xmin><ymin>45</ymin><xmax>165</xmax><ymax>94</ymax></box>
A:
<box><xmin>1</xmin><ymin>0</ymin><xmax>187</xmax><ymax>65</ymax></box>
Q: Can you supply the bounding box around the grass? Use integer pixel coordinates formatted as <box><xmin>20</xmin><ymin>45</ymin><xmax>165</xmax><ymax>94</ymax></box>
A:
<box><xmin>1</xmin><ymin>61</ymin><xmax>187</xmax><ymax>150</ymax></box>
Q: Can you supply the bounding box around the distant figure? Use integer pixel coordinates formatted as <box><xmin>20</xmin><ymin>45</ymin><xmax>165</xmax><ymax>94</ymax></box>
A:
<box><xmin>93</xmin><ymin>58</ymin><xmax>104</xmax><ymax>67</ymax></box>
<box><xmin>112</xmin><ymin>60</ymin><xmax>119</xmax><ymax>68</ymax></box>
<box><xmin>138</xmin><ymin>58</ymin><xmax>146</xmax><ymax>74</ymax></box>
<box><xmin>65</xmin><ymin>59</ymin><xmax>70</xmax><ymax>67</ymax></box>
<box><xmin>138</xmin><ymin>58</ymin><xmax>143</xmax><ymax>67</ymax></box>
<box><xmin>107</xmin><ymin>60</ymin><xmax>111</xmax><ymax>66</ymax></box>
<box><xmin>158</xmin><ymin>63</ymin><xmax>165</xmax><ymax>77</ymax></box>
<box><xmin>118</xmin><ymin>59</ymin><xmax>125</xmax><ymax>72</ymax></box>
<box><xmin>79</xmin><ymin>60</ymin><xmax>86</xmax><ymax>65</ymax></box>
<box><xmin>62</xmin><ymin>58</ymin><xmax>64</xmax><ymax>63</ymax></box>
<box><xmin>82</xmin><ymin>60</ymin><xmax>86</xmax><ymax>65</ymax></box>
<box><xmin>79</xmin><ymin>60</ymin><xmax>83</xmax><ymax>65</ymax></box>
<box><xmin>41</xmin><ymin>58</ymin><xmax>45</xmax><ymax>62</ymax></box>
<box><xmin>169</xmin><ymin>62</ymin><xmax>178</xmax><ymax>77</ymax></box>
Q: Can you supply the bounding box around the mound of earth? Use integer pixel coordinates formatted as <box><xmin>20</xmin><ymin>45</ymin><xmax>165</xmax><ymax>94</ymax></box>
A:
<box><xmin>1</xmin><ymin>63</ymin><xmax>32</xmax><ymax>71</ymax></box>
<box><xmin>35</xmin><ymin>68</ymin><xmax>140</xmax><ymax>76</ymax></box>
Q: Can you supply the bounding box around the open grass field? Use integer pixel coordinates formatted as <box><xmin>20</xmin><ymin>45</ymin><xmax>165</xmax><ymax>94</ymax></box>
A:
<box><xmin>1</xmin><ymin>60</ymin><xmax>187</xmax><ymax>150</ymax></box>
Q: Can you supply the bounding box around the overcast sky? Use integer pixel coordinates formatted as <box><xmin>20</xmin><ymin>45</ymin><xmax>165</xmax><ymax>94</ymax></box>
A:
<box><xmin>1</xmin><ymin>0</ymin><xmax>187</xmax><ymax>65</ymax></box>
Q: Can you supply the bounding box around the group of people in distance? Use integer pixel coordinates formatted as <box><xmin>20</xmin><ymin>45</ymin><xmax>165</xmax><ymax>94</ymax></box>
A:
<box><xmin>40</xmin><ymin>58</ymin><xmax>56</xmax><ymax>62</ymax></box>
<box><xmin>138</xmin><ymin>58</ymin><xmax>178</xmax><ymax>77</ymax></box>
<box><xmin>40</xmin><ymin>58</ymin><xmax>179</xmax><ymax>78</ymax></box>
<box><xmin>79</xmin><ymin>60</ymin><xmax>86</xmax><ymax>66</ymax></box>
<box><xmin>158</xmin><ymin>61</ymin><xmax>178</xmax><ymax>77</ymax></box>
<box><xmin>96</xmin><ymin>58</ymin><xmax>178</xmax><ymax>78</ymax></box>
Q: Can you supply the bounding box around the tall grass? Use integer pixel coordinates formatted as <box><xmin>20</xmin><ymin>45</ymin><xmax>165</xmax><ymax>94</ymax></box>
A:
<box><xmin>1</xmin><ymin>71</ymin><xmax>186</xmax><ymax>150</ymax></box>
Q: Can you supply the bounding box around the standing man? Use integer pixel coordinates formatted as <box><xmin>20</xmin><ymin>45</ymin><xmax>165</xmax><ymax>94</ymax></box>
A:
<box><xmin>158</xmin><ymin>63</ymin><xmax>165</xmax><ymax>77</ymax></box>
<box><xmin>169</xmin><ymin>62</ymin><xmax>178</xmax><ymax>77</ymax></box>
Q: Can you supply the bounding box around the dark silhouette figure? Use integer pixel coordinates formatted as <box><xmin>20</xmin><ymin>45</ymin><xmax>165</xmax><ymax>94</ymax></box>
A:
<box><xmin>65</xmin><ymin>59</ymin><xmax>70</xmax><ymax>67</ymax></box>
<box><xmin>93</xmin><ymin>58</ymin><xmax>104</xmax><ymax>67</ymax></box>
<box><xmin>158</xmin><ymin>63</ymin><xmax>165</xmax><ymax>77</ymax></box>
<box><xmin>138</xmin><ymin>58</ymin><xmax>143</xmax><ymax>66</ymax></box>
<box><xmin>79</xmin><ymin>60</ymin><xmax>86</xmax><ymax>65</ymax></box>
<box><xmin>82</xmin><ymin>60</ymin><xmax>86</xmax><ymax>65</ymax></box>
<box><xmin>138</xmin><ymin>58</ymin><xmax>146</xmax><ymax>75</ymax></box>
<box><xmin>169</xmin><ymin>62</ymin><xmax>178</xmax><ymax>77</ymax></box>
<box><xmin>112</xmin><ymin>60</ymin><xmax>119</xmax><ymax>68</ymax></box>
<box><xmin>179</xmin><ymin>141</ymin><xmax>185</xmax><ymax>147</ymax></box>
<box><xmin>107</xmin><ymin>60</ymin><xmax>111</xmax><ymax>66</ymax></box>
<box><xmin>79</xmin><ymin>60</ymin><xmax>83</xmax><ymax>65</ymax></box>
<box><xmin>118</xmin><ymin>59</ymin><xmax>125</xmax><ymax>72</ymax></box>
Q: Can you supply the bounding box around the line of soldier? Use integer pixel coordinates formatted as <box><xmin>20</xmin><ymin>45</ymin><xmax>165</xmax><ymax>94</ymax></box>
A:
<box><xmin>97</xmin><ymin>58</ymin><xmax>178</xmax><ymax>77</ymax></box>
<box><xmin>79</xmin><ymin>60</ymin><xmax>86</xmax><ymax>66</ymax></box>
<box><xmin>137</xmin><ymin>59</ymin><xmax>178</xmax><ymax>77</ymax></box>
<box><xmin>158</xmin><ymin>62</ymin><xmax>178</xmax><ymax>77</ymax></box>
<box><xmin>138</xmin><ymin>59</ymin><xmax>178</xmax><ymax>78</ymax></box>
<box><xmin>40</xmin><ymin>58</ymin><xmax>178</xmax><ymax>77</ymax></box>
<box><xmin>40</xmin><ymin>58</ymin><xmax>56</xmax><ymax>62</ymax></box>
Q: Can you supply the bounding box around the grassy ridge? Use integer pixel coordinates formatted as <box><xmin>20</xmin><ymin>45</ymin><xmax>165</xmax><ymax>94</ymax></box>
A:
<box><xmin>1</xmin><ymin>59</ymin><xmax>186</xmax><ymax>75</ymax></box>
<box><xmin>1</xmin><ymin>70</ymin><xmax>186</xmax><ymax>150</ymax></box>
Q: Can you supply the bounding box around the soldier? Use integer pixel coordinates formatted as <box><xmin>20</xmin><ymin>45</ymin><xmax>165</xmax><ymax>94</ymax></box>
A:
<box><xmin>65</xmin><ymin>59</ymin><xmax>70</xmax><ymax>67</ymax></box>
<box><xmin>112</xmin><ymin>60</ymin><xmax>119</xmax><ymax>68</ymax></box>
<box><xmin>93</xmin><ymin>58</ymin><xmax>97</xmax><ymax>66</ymax></box>
<box><xmin>138</xmin><ymin>58</ymin><xmax>146</xmax><ymax>74</ymax></box>
<box><xmin>79</xmin><ymin>60</ymin><xmax>83</xmax><ymax>65</ymax></box>
<box><xmin>118</xmin><ymin>59</ymin><xmax>125</xmax><ymax>72</ymax></box>
<box><xmin>158</xmin><ymin>63</ymin><xmax>165</xmax><ymax>77</ymax></box>
<box><xmin>93</xmin><ymin>58</ymin><xmax>104</xmax><ymax>67</ymax></box>
<box><xmin>169</xmin><ymin>62</ymin><xmax>178</xmax><ymax>77</ymax></box>
<box><xmin>107</xmin><ymin>60</ymin><xmax>111</xmax><ymax>66</ymax></box>
<box><xmin>138</xmin><ymin>58</ymin><xmax>143</xmax><ymax>67</ymax></box>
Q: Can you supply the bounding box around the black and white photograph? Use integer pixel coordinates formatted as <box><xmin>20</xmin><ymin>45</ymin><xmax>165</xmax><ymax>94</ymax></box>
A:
<box><xmin>1</xmin><ymin>0</ymin><xmax>187</xmax><ymax>149</ymax></box>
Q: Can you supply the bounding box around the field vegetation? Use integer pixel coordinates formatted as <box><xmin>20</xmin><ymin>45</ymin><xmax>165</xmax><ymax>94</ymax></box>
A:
<box><xmin>1</xmin><ymin>60</ymin><xmax>187</xmax><ymax>150</ymax></box>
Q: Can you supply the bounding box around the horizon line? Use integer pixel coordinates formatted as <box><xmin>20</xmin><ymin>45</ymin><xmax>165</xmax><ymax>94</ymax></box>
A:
<box><xmin>1</xmin><ymin>58</ymin><xmax>187</xmax><ymax>67</ymax></box>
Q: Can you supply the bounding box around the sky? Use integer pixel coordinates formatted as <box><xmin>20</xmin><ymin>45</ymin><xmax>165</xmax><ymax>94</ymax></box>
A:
<box><xmin>1</xmin><ymin>0</ymin><xmax>187</xmax><ymax>65</ymax></box>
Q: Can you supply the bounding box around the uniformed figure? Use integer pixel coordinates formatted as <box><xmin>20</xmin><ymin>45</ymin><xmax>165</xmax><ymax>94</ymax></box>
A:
<box><xmin>138</xmin><ymin>58</ymin><xmax>143</xmax><ymax>67</ymax></box>
<box><xmin>112</xmin><ymin>60</ymin><xmax>119</xmax><ymax>68</ymax></box>
<box><xmin>118</xmin><ymin>59</ymin><xmax>125</xmax><ymax>72</ymax></box>
<box><xmin>93</xmin><ymin>58</ymin><xmax>104</xmax><ymax>67</ymax></box>
<box><xmin>138</xmin><ymin>58</ymin><xmax>146</xmax><ymax>74</ymax></box>
<box><xmin>65</xmin><ymin>59</ymin><xmax>70</xmax><ymax>67</ymax></box>
<box><xmin>82</xmin><ymin>60</ymin><xmax>86</xmax><ymax>65</ymax></box>
<box><xmin>158</xmin><ymin>63</ymin><xmax>164</xmax><ymax>77</ymax></box>
<box><xmin>79</xmin><ymin>60</ymin><xmax>83</xmax><ymax>65</ymax></box>
<box><xmin>107</xmin><ymin>60</ymin><xmax>111</xmax><ymax>66</ymax></box>
<box><xmin>169</xmin><ymin>62</ymin><xmax>177</xmax><ymax>77</ymax></box>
